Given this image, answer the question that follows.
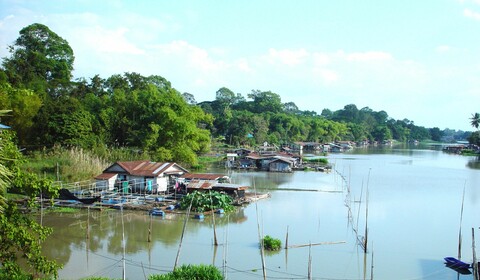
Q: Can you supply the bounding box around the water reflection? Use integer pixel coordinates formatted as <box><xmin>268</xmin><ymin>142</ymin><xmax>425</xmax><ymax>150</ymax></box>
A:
<box><xmin>467</xmin><ymin>157</ymin><xmax>480</xmax><ymax>170</ymax></box>
<box><xmin>40</xmin><ymin>147</ymin><xmax>480</xmax><ymax>279</ymax></box>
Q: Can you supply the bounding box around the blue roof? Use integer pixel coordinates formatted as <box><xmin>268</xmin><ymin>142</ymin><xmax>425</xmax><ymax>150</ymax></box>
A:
<box><xmin>0</xmin><ymin>123</ymin><xmax>10</xmax><ymax>129</ymax></box>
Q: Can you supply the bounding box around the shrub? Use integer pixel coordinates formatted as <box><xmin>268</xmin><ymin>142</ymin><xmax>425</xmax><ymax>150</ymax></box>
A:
<box><xmin>149</xmin><ymin>264</ymin><xmax>223</xmax><ymax>280</ymax></box>
<box><xmin>179</xmin><ymin>191</ymin><xmax>234</xmax><ymax>213</ymax></box>
<box><xmin>262</xmin><ymin>235</ymin><xmax>282</xmax><ymax>251</ymax></box>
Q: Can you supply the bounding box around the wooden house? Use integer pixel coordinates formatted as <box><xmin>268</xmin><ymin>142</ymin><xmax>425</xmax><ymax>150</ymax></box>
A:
<box><xmin>268</xmin><ymin>158</ymin><xmax>294</xmax><ymax>172</ymax></box>
<box><xmin>95</xmin><ymin>160</ymin><xmax>188</xmax><ymax>193</ymax></box>
<box><xmin>178</xmin><ymin>173</ymin><xmax>248</xmax><ymax>198</ymax></box>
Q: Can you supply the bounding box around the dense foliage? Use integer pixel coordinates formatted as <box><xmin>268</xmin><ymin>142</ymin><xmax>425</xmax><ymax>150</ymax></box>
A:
<box><xmin>0</xmin><ymin>130</ymin><xmax>61</xmax><ymax>278</ymax></box>
<box><xmin>179</xmin><ymin>191</ymin><xmax>234</xmax><ymax>213</ymax></box>
<box><xmin>262</xmin><ymin>235</ymin><xmax>282</xmax><ymax>251</ymax></box>
<box><xmin>0</xmin><ymin>23</ymin><xmax>473</xmax><ymax>167</ymax></box>
<box><xmin>149</xmin><ymin>264</ymin><xmax>223</xmax><ymax>280</ymax></box>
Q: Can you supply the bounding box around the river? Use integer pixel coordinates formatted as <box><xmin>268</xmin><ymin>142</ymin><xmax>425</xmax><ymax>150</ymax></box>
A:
<box><xmin>41</xmin><ymin>145</ymin><xmax>480</xmax><ymax>279</ymax></box>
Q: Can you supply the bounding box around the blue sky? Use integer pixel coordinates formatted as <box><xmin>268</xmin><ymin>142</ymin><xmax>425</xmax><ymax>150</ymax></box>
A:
<box><xmin>1</xmin><ymin>0</ymin><xmax>479</xmax><ymax>131</ymax></box>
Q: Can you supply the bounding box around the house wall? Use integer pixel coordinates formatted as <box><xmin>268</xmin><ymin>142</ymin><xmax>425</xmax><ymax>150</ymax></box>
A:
<box><xmin>156</xmin><ymin>176</ymin><xmax>168</xmax><ymax>192</ymax></box>
<box><xmin>95</xmin><ymin>180</ymin><xmax>108</xmax><ymax>191</ymax></box>
<box><xmin>95</xmin><ymin>175</ymin><xmax>117</xmax><ymax>191</ymax></box>
<box><xmin>269</xmin><ymin>162</ymin><xmax>292</xmax><ymax>172</ymax></box>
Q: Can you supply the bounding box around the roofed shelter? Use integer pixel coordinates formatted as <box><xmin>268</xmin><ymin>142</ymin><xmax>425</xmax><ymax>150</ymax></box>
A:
<box><xmin>95</xmin><ymin>160</ymin><xmax>188</xmax><ymax>193</ymax></box>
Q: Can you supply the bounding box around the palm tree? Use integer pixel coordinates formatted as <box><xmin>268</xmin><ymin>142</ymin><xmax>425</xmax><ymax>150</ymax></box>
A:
<box><xmin>470</xmin><ymin>113</ymin><xmax>480</xmax><ymax>130</ymax></box>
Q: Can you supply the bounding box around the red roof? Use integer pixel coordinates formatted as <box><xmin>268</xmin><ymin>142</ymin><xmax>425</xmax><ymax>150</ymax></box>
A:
<box><xmin>95</xmin><ymin>173</ymin><xmax>117</xmax><ymax>180</ymax></box>
<box><xmin>99</xmin><ymin>160</ymin><xmax>188</xmax><ymax>178</ymax></box>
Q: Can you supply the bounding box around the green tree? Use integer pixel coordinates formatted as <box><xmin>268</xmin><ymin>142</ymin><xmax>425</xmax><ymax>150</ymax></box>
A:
<box><xmin>0</xmin><ymin>129</ymin><xmax>61</xmax><ymax>278</ymax></box>
<box><xmin>2</xmin><ymin>23</ymin><xmax>74</xmax><ymax>98</ymax></box>
<box><xmin>468</xmin><ymin>131</ymin><xmax>480</xmax><ymax>145</ymax></box>
<box><xmin>0</xmin><ymin>81</ymin><xmax>42</xmax><ymax>145</ymax></box>
<box><xmin>429</xmin><ymin>127</ymin><xmax>443</xmax><ymax>142</ymax></box>
<box><xmin>247</xmin><ymin>90</ymin><xmax>283</xmax><ymax>113</ymax></box>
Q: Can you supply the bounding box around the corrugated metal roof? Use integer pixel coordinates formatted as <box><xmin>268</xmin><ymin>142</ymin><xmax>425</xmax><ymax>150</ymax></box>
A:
<box><xmin>99</xmin><ymin>161</ymin><xmax>187</xmax><ymax>177</ymax></box>
<box><xmin>180</xmin><ymin>173</ymin><xmax>228</xmax><ymax>180</ymax></box>
<box><xmin>95</xmin><ymin>173</ymin><xmax>117</xmax><ymax>180</ymax></box>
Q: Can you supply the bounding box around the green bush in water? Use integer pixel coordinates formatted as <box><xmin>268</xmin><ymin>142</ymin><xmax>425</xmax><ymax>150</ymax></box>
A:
<box><xmin>262</xmin><ymin>235</ymin><xmax>282</xmax><ymax>251</ymax></box>
<box><xmin>149</xmin><ymin>264</ymin><xmax>223</xmax><ymax>280</ymax></box>
<box><xmin>179</xmin><ymin>191</ymin><xmax>234</xmax><ymax>213</ymax></box>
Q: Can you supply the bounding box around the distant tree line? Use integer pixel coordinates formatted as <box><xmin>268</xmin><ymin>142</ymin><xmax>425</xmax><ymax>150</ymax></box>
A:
<box><xmin>0</xmin><ymin>23</ymin><xmax>473</xmax><ymax>165</ymax></box>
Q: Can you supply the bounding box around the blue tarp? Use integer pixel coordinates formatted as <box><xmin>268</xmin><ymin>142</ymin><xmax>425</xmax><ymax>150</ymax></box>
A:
<box><xmin>0</xmin><ymin>124</ymin><xmax>10</xmax><ymax>129</ymax></box>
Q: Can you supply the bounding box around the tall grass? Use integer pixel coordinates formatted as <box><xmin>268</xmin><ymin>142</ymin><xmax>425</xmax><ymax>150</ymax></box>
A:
<box><xmin>24</xmin><ymin>145</ymin><xmax>152</xmax><ymax>182</ymax></box>
<box><xmin>23</xmin><ymin>146</ymin><xmax>126</xmax><ymax>182</ymax></box>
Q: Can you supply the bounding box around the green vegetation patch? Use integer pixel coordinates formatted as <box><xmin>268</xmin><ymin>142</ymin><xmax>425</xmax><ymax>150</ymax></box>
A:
<box><xmin>149</xmin><ymin>264</ymin><xmax>223</xmax><ymax>280</ymax></box>
<box><xmin>179</xmin><ymin>191</ymin><xmax>234</xmax><ymax>213</ymax></box>
<box><xmin>262</xmin><ymin>235</ymin><xmax>282</xmax><ymax>251</ymax></box>
<box><xmin>302</xmin><ymin>157</ymin><xmax>328</xmax><ymax>164</ymax></box>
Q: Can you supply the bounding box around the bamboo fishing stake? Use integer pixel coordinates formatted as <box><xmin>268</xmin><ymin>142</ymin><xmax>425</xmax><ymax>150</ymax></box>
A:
<box><xmin>86</xmin><ymin>206</ymin><xmax>90</xmax><ymax>240</ymax></box>
<box><xmin>253</xmin><ymin>180</ymin><xmax>267</xmax><ymax>280</ymax></box>
<box><xmin>210</xmin><ymin>191</ymin><xmax>218</xmax><ymax>246</ymax></box>
<box><xmin>121</xmin><ymin>205</ymin><xmax>126</xmax><ymax>280</ymax></box>
<box><xmin>285</xmin><ymin>226</ymin><xmax>289</xmax><ymax>249</ymax></box>
<box><xmin>174</xmin><ymin>195</ymin><xmax>194</xmax><ymax>270</ymax></box>
<box><xmin>473</xmin><ymin>228</ymin><xmax>478</xmax><ymax>280</ymax></box>
<box><xmin>308</xmin><ymin>242</ymin><xmax>312</xmax><ymax>280</ymax></box>
<box><xmin>458</xmin><ymin>182</ymin><xmax>466</xmax><ymax>259</ymax></box>
<box><xmin>364</xmin><ymin>168</ymin><xmax>371</xmax><ymax>254</ymax></box>
<box><xmin>286</xmin><ymin>241</ymin><xmax>346</xmax><ymax>249</ymax></box>
<box><xmin>370</xmin><ymin>246</ymin><xmax>374</xmax><ymax>280</ymax></box>
<box><xmin>147</xmin><ymin>213</ymin><xmax>152</xmax><ymax>242</ymax></box>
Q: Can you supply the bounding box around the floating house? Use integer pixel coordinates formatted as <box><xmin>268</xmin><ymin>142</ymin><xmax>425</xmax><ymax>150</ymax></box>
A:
<box><xmin>268</xmin><ymin>157</ymin><xmax>294</xmax><ymax>172</ymax></box>
<box><xmin>178</xmin><ymin>173</ymin><xmax>248</xmax><ymax>197</ymax></box>
<box><xmin>246</xmin><ymin>152</ymin><xmax>299</xmax><ymax>171</ymax></box>
<box><xmin>95</xmin><ymin>161</ymin><xmax>189</xmax><ymax>193</ymax></box>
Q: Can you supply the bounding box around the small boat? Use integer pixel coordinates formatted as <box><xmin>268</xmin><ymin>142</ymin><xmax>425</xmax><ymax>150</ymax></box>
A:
<box><xmin>194</xmin><ymin>213</ymin><xmax>204</xmax><ymax>219</ymax></box>
<box><xmin>444</xmin><ymin>257</ymin><xmax>471</xmax><ymax>269</ymax></box>
<box><xmin>150</xmin><ymin>209</ymin><xmax>165</xmax><ymax>216</ymax></box>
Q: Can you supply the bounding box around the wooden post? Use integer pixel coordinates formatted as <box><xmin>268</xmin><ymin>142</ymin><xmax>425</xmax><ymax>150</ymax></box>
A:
<box><xmin>147</xmin><ymin>213</ymin><xmax>152</xmax><ymax>242</ymax></box>
<box><xmin>86</xmin><ymin>207</ymin><xmax>90</xmax><ymax>240</ymax></box>
<box><xmin>210</xmin><ymin>192</ymin><xmax>218</xmax><ymax>246</ymax></box>
<box><xmin>458</xmin><ymin>183</ymin><xmax>466</xmax><ymax>259</ymax></box>
<box><xmin>285</xmin><ymin>226</ymin><xmax>289</xmax><ymax>249</ymax></box>
<box><xmin>473</xmin><ymin>228</ymin><xmax>478</xmax><ymax>280</ymax></box>
<box><xmin>174</xmin><ymin>196</ymin><xmax>193</xmax><ymax>269</ymax></box>
<box><xmin>307</xmin><ymin>242</ymin><xmax>312</xmax><ymax>280</ymax></box>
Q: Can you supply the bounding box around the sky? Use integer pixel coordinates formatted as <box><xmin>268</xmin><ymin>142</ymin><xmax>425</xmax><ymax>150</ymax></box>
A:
<box><xmin>0</xmin><ymin>0</ymin><xmax>479</xmax><ymax>131</ymax></box>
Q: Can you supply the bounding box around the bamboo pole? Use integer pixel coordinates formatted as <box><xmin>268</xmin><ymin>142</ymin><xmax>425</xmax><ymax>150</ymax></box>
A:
<box><xmin>308</xmin><ymin>243</ymin><xmax>312</xmax><ymax>280</ymax></box>
<box><xmin>285</xmin><ymin>226</ymin><xmax>289</xmax><ymax>249</ymax></box>
<box><xmin>472</xmin><ymin>228</ymin><xmax>478</xmax><ymax>280</ymax></box>
<box><xmin>458</xmin><ymin>183</ymin><xmax>466</xmax><ymax>259</ymax></box>
<box><xmin>364</xmin><ymin>168</ymin><xmax>371</xmax><ymax>254</ymax></box>
<box><xmin>286</xmin><ymin>241</ymin><xmax>346</xmax><ymax>249</ymax></box>
<box><xmin>253</xmin><ymin>180</ymin><xmax>267</xmax><ymax>280</ymax></box>
<box><xmin>86</xmin><ymin>206</ymin><xmax>90</xmax><ymax>240</ymax></box>
<box><xmin>121</xmin><ymin>206</ymin><xmax>126</xmax><ymax>280</ymax></box>
<box><xmin>147</xmin><ymin>213</ymin><xmax>152</xmax><ymax>242</ymax></box>
<box><xmin>370</xmin><ymin>247</ymin><xmax>374</xmax><ymax>280</ymax></box>
<box><xmin>210</xmin><ymin>191</ymin><xmax>218</xmax><ymax>246</ymax></box>
<box><xmin>174</xmin><ymin>195</ymin><xmax>194</xmax><ymax>270</ymax></box>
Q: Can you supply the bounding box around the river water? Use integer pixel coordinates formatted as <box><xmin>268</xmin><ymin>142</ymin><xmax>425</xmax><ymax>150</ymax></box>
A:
<box><xmin>41</xmin><ymin>145</ymin><xmax>480</xmax><ymax>280</ymax></box>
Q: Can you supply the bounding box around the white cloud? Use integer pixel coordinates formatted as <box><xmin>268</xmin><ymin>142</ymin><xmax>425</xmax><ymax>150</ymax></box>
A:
<box><xmin>264</xmin><ymin>48</ymin><xmax>309</xmax><ymax>66</ymax></box>
<box><xmin>436</xmin><ymin>45</ymin><xmax>451</xmax><ymax>53</ymax></box>
<box><xmin>345</xmin><ymin>51</ymin><xmax>392</xmax><ymax>62</ymax></box>
<box><xmin>79</xmin><ymin>26</ymin><xmax>145</xmax><ymax>55</ymax></box>
<box><xmin>464</xmin><ymin>8</ymin><xmax>480</xmax><ymax>20</ymax></box>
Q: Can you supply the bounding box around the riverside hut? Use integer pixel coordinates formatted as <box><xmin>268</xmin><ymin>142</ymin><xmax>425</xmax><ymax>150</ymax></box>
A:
<box><xmin>95</xmin><ymin>161</ymin><xmax>188</xmax><ymax>193</ymax></box>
